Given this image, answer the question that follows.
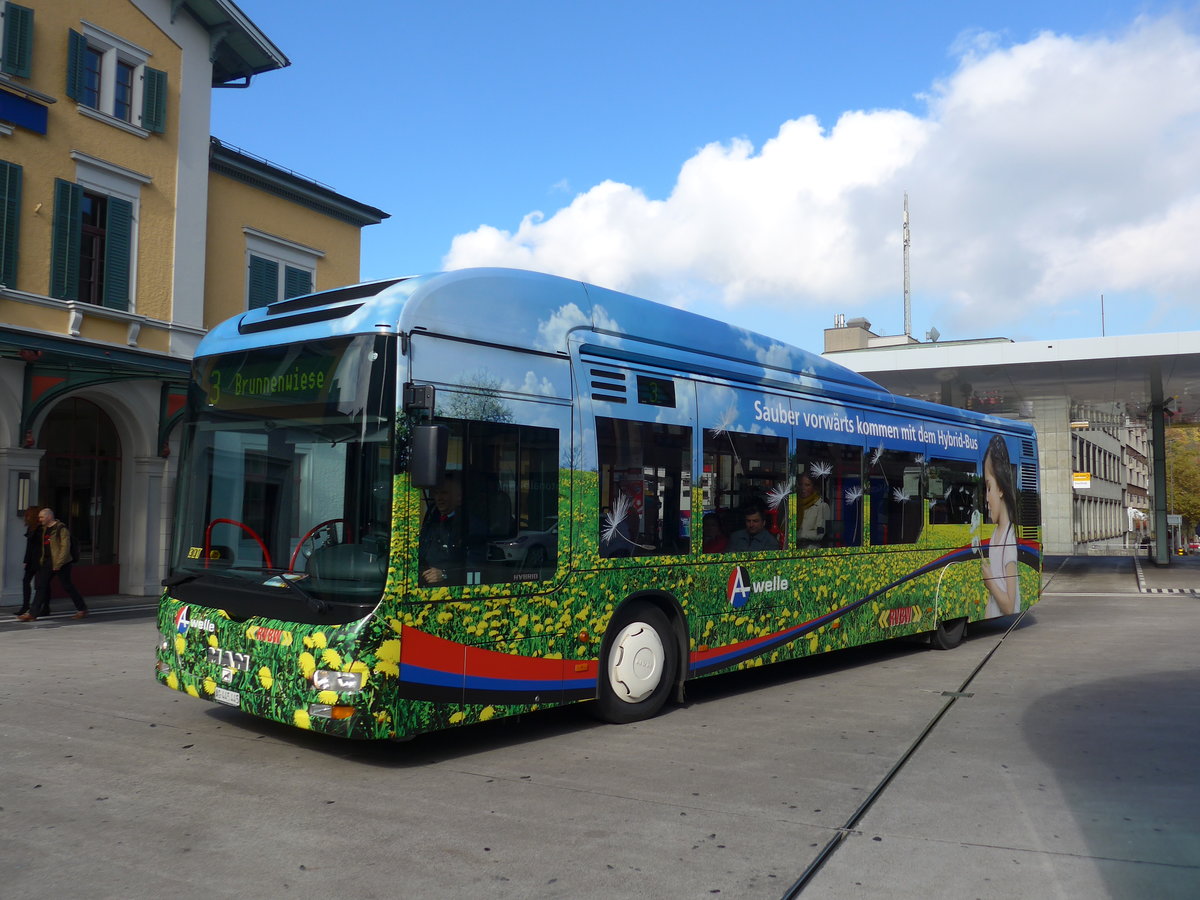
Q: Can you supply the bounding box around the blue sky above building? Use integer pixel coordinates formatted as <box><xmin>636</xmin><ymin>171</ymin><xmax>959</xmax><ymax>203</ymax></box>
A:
<box><xmin>212</xmin><ymin>0</ymin><xmax>1200</xmax><ymax>352</ymax></box>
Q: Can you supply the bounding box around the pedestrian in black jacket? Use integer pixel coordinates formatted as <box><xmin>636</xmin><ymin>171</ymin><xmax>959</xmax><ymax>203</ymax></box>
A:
<box><xmin>16</xmin><ymin>506</ymin><xmax>40</xmax><ymax>617</ymax></box>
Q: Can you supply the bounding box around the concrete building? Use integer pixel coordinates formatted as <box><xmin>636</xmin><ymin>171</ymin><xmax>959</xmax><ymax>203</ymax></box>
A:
<box><xmin>1</xmin><ymin>1</ymin><xmax>386</xmax><ymax>602</ymax></box>
<box><xmin>822</xmin><ymin>318</ymin><xmax>1200</xmax><ymax>560</ymax></box>
<box><xmin>1120</xmin><ymin>422</ymin><xmax>1151</xmax><ymax>541</ymax></box>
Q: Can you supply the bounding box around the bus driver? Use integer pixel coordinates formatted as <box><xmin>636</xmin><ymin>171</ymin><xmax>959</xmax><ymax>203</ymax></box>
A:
<box><xmin>419</xmin><ymin>473</ymin><xmax>487</xmax><ymax>586</ymax></box>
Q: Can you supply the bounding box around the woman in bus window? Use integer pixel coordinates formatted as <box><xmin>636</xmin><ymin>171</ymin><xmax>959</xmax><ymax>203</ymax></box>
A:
<box><xmin>981</xmin><ymin>435</ymin><xmax>1020</xmax><ymax>615</ymax></box>
<box><xmin>797</xmin><ymin>473</ymin><xmax>831</xmax><ymax>547</ymax></box>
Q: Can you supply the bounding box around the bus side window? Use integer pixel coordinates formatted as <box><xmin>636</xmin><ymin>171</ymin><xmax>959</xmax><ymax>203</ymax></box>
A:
<box><xmin>418</xmin><ymin>418</ymin><xmax>560</xmax><ymax>586</ymax></box>
<box><xmin>701</xmin><ymin>429</ymin><xmax>788</xmax><ymax>553</ymax></box>
<box><xmin>867</xmin><ymin>447</ymin><xmax>924</xmax><ymax>545</ymax></box>
<box><xmin>796</xmin><ymin>439</ymin><xmax>863</xmax><ymax>548</ymax></box>
<box><xmin>597</xmin><ymin>417</ymin><xmax>691</xmax><ymax>557</ymax></box>
<box><xmin>927</xmin><ymin>458</ymin><xmax>978</xmax><ymax>525</ymax></box>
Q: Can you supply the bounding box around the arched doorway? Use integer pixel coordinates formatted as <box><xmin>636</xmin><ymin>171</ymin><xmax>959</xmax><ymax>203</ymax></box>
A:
<box><xmin>38</xmin><ymin>398</ymin><xmax>121</xmax><ymax>597</ymax></box>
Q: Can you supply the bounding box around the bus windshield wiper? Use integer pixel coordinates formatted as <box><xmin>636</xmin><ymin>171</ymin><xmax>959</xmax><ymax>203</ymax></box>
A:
<box><xmin>261</xmin><ymin>569</ymin><xmax>328</xmax><ymax>615</ymax></box>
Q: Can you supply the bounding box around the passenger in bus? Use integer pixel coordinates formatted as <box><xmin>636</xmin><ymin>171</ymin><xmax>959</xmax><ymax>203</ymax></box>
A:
<box><xmin>419</xmin><ymin>473</ymin><xmax>487</xmax><ymax>586</ymax></box>
<box><xmin>797</xmin><ymin>473</ymin><xmax>831</xmax><ymax>546</ymax></box>
<box><xmin>981</xmin><ymin>436</ymin><xmax>1020</xmax><ymax>616</ymax></box>
<box><xmin>701</xmin><ymin>513</ymin><xmax>728</xmax><ymax>553</ymax></box>
<box><xmin>727</xmin><ymin>500</ymin><xmax>779</xmax><ymax>552</ymax></box>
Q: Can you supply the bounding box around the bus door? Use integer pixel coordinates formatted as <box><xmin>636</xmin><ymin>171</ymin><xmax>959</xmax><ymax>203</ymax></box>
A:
<box><xmin>408</xmin><ymin>334</ymin><xmax>573</xmax><ymax>698</ymax></box>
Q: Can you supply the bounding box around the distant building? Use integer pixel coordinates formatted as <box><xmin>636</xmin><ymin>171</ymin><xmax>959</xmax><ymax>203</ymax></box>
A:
<box><xmin>1</xmin><ymin>1</ymin><xmax>387</xmax><ymax>601</ymax></box>
<box><xmin>822</xmin><ymin>317</ymin><xmax>1196</xmax><ymax>557</ymax></box>
<box><xmin>1120</xmin><ymin>423</ymin><xmax>1151</xmax><ymax>539</ymax></box>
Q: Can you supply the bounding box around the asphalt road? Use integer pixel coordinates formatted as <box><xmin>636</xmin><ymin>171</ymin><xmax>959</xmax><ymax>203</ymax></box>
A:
<box><xmin>2</xmin><ymin>577</ymin><xmax>1197</xmax><ymax>899</ymax></box>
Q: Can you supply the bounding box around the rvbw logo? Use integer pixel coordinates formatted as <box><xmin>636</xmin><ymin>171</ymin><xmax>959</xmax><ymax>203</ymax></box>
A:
<box><xmin>726</xmin><ymin>568</ymin><xmax>791</xmax><ymax>608</ymax></box>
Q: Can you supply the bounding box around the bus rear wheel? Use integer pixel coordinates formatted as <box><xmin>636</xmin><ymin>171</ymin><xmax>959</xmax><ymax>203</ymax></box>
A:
<box><xmin>929</xmin><ymin>616</ymin><xmax>968</xmax><ymax>650</ymax></box>
<box><xmin>595</xmin><ymin>602</ymin><xmax>677</xmax><ymax>724</ymax></box>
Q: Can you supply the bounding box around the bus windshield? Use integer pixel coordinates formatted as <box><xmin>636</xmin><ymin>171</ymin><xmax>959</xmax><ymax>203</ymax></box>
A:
<box><xmin>168</xmin><ymin>334</ymin><xmax>396</xmax><ymax>620</ymax></box>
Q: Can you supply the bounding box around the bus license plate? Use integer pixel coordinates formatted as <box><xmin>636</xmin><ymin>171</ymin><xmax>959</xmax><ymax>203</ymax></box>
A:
<box><xmin>214</xmin><ymin>687</ymin><xmax>240</xmax><ymax>707</ymax></box>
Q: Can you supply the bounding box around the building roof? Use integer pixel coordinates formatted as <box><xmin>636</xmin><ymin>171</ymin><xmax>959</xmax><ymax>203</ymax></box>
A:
<box><xmin>209</xmin><ymin>138</ymin><xmax>389</xmax><ymax>226</ymax></box>
<box><xmin>177</xmin><ymin>0</ymin><xmax>290</xmax><ymax>85</ymax></box>
<box><xmin>825</xmin><ymin>331</ymin><xmax>1200</xmax><ymax>424</ymax></box>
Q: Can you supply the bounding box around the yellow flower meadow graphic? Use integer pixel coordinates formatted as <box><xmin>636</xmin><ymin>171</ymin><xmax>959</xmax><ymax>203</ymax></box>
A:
<box><xmin>298</xmin><ymin>652</ymin><xmax>316</xmax><ymax>680</ymax></box>
<box><xmin>154</xmin><ymin>462</ymin><xmax>1040</xmax><ymax>741</ymax></box>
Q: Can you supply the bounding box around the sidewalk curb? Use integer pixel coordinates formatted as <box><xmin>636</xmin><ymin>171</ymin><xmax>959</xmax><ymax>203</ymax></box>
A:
<box><xmin>1133</xmin><ymin>555</ymin><xmax>1200</xmax><ymax>596</ymax></box>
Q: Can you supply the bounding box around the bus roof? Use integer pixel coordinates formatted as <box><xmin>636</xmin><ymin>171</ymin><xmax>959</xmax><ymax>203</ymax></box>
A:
<box><xmin>203</xmin><ymin>267</ymin><xmax>1033</xmax><ymax>435</ymax></box>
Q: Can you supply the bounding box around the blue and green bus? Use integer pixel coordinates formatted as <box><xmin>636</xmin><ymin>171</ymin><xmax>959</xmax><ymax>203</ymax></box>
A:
<box><xmin>156</xmin><ymin>268</ymin><xmax>1041</xmax><ymax>739</ymax></box>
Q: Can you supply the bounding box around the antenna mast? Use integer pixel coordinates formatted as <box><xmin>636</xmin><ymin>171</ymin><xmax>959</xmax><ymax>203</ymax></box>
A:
<box><xmin>903</xmin><ymin>192</ymin><xmax>911</xmax><ymax>337</ymax></box>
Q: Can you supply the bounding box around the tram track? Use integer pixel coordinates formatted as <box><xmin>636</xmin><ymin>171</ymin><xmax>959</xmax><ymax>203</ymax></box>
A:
<box><xmin>779</xmin><ymin>608</ymin><xmax>1030</xmax><ymax>898</ymax></box>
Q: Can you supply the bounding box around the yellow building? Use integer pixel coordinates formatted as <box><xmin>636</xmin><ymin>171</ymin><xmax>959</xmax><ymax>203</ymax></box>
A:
<box><xmin>1</xmin><ymin>1</ymin><xmax>386</xmax><ymax>602</ymax></box>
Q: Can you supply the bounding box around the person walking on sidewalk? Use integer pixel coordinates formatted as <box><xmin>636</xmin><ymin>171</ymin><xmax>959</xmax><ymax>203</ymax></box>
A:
<box><xmin>15</xmin><ymin>506</ymin><xmax>42</xmax><ymax>617</ymax></box>
<box><xmin>18</xmin><ymin>508</ymin><xmax>88</xmax><ymax>622</ymax></box>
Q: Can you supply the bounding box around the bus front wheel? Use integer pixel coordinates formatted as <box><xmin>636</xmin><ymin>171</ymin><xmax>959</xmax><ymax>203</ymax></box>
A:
<box><xmin>929</xmin><ymin>616</ymin><xmax>968</xmax><ymax>650</ymax></box>
<box><xmin>595</xmin><ymin>602</ymin><xmax>677</xmax><ymax>724</ymax></box>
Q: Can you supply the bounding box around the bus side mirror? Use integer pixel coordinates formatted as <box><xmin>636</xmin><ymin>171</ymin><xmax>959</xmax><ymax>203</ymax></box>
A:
<box><xmin>410</xmin><ymin>425</ymin><xmax>448</xmax><ymax>488</ymax></box>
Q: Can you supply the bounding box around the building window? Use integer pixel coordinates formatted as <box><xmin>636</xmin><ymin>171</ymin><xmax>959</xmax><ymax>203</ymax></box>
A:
<box><xmin>0</xmin><ymin>158</ymin><xmax>21</xmax><ymax>287</ymax></box>
<box><xmin>244</xmin><ymin>229</ymin><xmax>322</xmax><ymax>310</ymax></box>
<box><xmin>247</xmin><ymin>255</ymin><xmax>313</xmax><ymax>309</ymax></box>
<box><xmin>114</xmin><ymin>59</ymin><xmax>136</xmax><ymax>122</ymax></box>
<box><xmin>66</xmin><ymin>27</ymin><xmax>167</xmax><ymax>133</ymax></box>
<box><xmin>79</xmin><ymin>191</ymin><xmax>107</xmax><ymax>305</ymax></box>
<box><xmin>50</xmin><ymin>178</ymin><xmax>132</xmax><ymax>309</ymax></box>
<box><xmin>81</xmin><ymin>44</ymin><xmax>102</xmax><ymax>108</ymax></box>
<box><xmin>1</xmin><ymin>2</ymin><xmax>34</xmax><ymax>78</ymax></box>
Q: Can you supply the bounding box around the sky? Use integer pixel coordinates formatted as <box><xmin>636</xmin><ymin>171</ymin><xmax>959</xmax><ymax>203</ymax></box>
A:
<box><xmin>212</xmin><ymin>0</ymin><xmax>1200</xmax><ymax>353</ymax></box>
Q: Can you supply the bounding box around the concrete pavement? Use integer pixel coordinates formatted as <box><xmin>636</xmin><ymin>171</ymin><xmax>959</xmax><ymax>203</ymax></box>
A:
<box><xmin>798</xmin><ymin>559</ymin><xmax>1200</xmax><ymax>899</ymax></box>
<box><xmin>2</xmin><ymin>555</ymin><xmax>1197</xmax><ymax>898</ymax></box>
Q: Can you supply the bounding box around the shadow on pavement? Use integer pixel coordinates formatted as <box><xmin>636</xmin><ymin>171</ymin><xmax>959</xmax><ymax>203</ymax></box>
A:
<box><xmin>1023</xmin><ymin>668</ymin><xmax>1200</xmax><ymax>896</ymax></box>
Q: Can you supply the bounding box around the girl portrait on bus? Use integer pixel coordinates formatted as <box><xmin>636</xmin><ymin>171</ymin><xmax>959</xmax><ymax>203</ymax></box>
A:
<box><xmin>980</xmin><ymin>435</ymin><xmax>1020</xmax><ymax>616</ymax></box>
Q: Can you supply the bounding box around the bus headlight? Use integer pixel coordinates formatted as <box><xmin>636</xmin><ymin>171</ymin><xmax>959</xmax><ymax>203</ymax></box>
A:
<box><xmin>312</xmin><ymin>669</ymin><xmax>364</xmax><ymax>693</ymax></box>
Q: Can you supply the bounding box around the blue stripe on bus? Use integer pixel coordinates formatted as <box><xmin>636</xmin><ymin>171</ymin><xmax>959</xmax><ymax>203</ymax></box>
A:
<box><xmin>398</xmin><ymin>663</ymin><xmax>597</xmax><ymax>697</ymax></box>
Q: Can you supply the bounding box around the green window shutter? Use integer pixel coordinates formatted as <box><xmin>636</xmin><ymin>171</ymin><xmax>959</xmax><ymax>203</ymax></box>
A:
<box><xmin>141</xmin><ymin>66</ymin><xmax>167</xmax><ymax>133</ymax></box>
<box><xmin>2</xmin><ymin>3</ymin><xmax>34</xmax><ymax>78</ymax></box>
<box><xmin>0</xmin><ymin>160</ymin><xmax>21</xmax><ymax>287</ymax></box>
<box><xmin>248</xmin><ymin>255</ymin><xmax>278</xmax><ymax>309</ymax></box>
<box><xmin>50</xmin><ymin>178</ymin><xmax>81</xmax><ymax>301</ymax></box>
<box><xmin>65</xmin><ymin>28</ymin><xmax>86</xmax><ymax>101</ymax></box>
<box><xmin>283</xmin><ymin>265</ymin><xmax>312</xmax><ymax>299</ymax></box>
<box><xmin>102</xmin><ymin>196</ymin><xmax>132</xmax><ymax>311</ymax></box>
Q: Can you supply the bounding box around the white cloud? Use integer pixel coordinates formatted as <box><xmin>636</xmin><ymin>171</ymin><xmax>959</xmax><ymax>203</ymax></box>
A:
<box><xmin>444</xmin><ymin>16</ymin><xmax>1200</xmax><ymax>343</ymax></box>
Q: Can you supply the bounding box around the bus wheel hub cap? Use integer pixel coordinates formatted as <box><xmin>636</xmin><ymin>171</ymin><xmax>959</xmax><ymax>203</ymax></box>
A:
<box><xmin>610</xmin><ymin>622</ymin><xmax>663</xmax><ymax>703</ymax></box>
